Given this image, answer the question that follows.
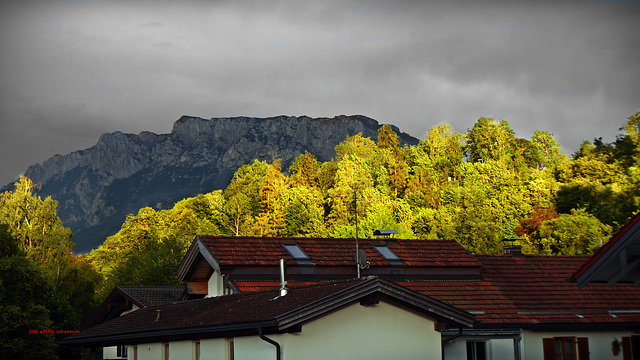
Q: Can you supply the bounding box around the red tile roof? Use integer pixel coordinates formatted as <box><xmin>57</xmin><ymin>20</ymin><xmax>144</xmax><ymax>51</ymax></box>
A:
<box><xmin>422</xmin><ymin>255</ymin><xmax>640</xmax><ymax>326</ymax></box>
<box><xmin>85</xmin><ymin>234</ymin><xmax>640</xmax><ymax>342</ymax></box>
<box><xmin>198</xmin><ymin>236</ymin><xmax>481</xmax><ymax>268</ymax></box>
<box><xmin>193</xmin><ymin>236</ymin><xmax>640</xmax><ymax>328</ymax></box>
<box><xmin>233</xmin><ymin>281</ymin><xmax>322</xmax><ymax>293</ymax></box>
<box><xmin>400</xmin><ymin>280</ymin><xmax>525</xmax><ymax>324</ymax></box>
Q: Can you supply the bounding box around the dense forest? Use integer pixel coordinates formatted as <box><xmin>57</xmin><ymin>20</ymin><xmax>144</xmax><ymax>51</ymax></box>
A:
<box><xmin>1</xmin><ymin>111</ymin><xmax>639</xmax><ymax>359</ymax></box>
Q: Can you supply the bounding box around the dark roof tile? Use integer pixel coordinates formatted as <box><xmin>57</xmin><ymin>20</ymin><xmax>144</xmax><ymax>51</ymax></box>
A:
<box><xmin>118</xmin><ymin>286</ymin><xmax>185</xmax><ymax>307</ymax></box>
<box><xmin>67</xmin><ymin>280</ymin><xmax>363</xmax><ymax>344</ymax></box>
<box><xmin>62</xmin><ymin>277</ymin><xmax>474</xmax><ymax>346</ymax></box>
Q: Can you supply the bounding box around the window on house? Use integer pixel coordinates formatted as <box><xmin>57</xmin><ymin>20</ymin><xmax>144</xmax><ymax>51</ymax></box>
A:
<box><xmin>543</xmin><ymin>337</ymin><xmax>589</xmax><ymax>360</ymax></box>
<box><xmin>372</xmin><ymin>244</ymin><xmax>404</xmax><ymax>265</ymax></box>
<box><xmin>622</xmin><ymin>336</ymin><xmax>640</xmax><ymax>360</ymax></box>
<box><xmin>132</xmin><ymin>345</ymin><xmax>137</xmax><ymax>360</ymax></box>
<box><xmin>281</xmin><ymin>243</ymin><xmax>314</xmax><ymax>265</ymax></box>
<box><xmin>193</xmin><ymin>340</ymin><xmax>200</xmax><ymax>360</ymax></box>
<box><xmin>116</xmin><ymin>345</ymin><xmax>127</xmax><ymax>358</ymax></box>
<box><xmin>555</xmin><ymin>338</ymin><xmax>576</xmax><ymax>360</ymax></box>
<box><xmin>466</xmin><ymin>341</ymin><xmax>486</xmax><ymax>360</ymax></box>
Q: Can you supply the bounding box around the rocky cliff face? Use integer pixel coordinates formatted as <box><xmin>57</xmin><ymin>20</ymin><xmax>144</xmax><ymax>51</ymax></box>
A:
<box><xmin>4</xmin><ymin>115</ymin><xmax>418</xmax><ymax>253</ymax></box>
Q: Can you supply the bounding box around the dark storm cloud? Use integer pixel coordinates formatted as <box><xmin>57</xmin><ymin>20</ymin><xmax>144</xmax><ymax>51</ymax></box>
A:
<box><xmin>1</xmin><ymin>0</ymin><xmax>639</xmax><ymax>186</ymax></box>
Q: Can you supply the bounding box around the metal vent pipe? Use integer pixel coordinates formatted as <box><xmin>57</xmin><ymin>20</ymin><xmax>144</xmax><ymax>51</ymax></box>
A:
<box><xmin>279</xmin><ymin>259</ymin><xmax>288</xmax><ymax>297</ymax></box>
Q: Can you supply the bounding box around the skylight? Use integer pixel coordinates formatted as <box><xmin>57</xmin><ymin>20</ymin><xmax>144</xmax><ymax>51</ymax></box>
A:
<box><xmin>373</xmin><ymin>244</ymin><xmax>401</xmax><ymax>261</ymax></box>
<box><xmin>281</xmin><ymin>243</ymin><xmax>314</xmax><ymax>265</ymax></box>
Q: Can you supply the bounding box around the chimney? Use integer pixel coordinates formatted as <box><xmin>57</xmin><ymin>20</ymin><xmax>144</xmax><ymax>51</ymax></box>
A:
<box><xmin>279</xmin><ymin>259</ymin><xmax>288</xmax><ymax>297</ymax></box>
<box><xmin>503</xmin><ymin>245</ymin><xmax>523</xmax><ymax>257</ymax></box>
<box><xmin>502</xmin><ymin>238</ymin><xmax>524</xmax><ymax>257</ymax></box>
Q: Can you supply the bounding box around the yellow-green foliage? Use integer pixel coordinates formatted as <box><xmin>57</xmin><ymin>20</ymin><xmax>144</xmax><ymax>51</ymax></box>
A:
<box><xmin>89</xmin><ymin>112</ymin><xmax>640</xmax><ymax>290</ymax></box>
<box><xmin>0</xmin><ymin>177</ymin><xmax>100</xmax><ymax>360</ymax></box>
<box><xmin>90</xmin><ymin>192</ymin><xmax>226</xmax><ymax>297</ymax></box>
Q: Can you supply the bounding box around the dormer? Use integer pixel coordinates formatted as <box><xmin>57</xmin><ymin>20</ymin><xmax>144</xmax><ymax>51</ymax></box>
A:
<box><xmin>83</xmin><ymin>286</ymin><xmax>183</xmax><ymax>329</ymax></box>
<box><xmin>177</xmin><ymin>236</ymin><xmax>236</xmax><ymax>298</ymax></box>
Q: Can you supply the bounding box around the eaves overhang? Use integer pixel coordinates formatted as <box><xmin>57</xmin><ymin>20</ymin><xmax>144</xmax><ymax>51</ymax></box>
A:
<box><xmin>177</xmin><ymin>235</ymin><xmax>222</xmax><ymax>282</ymax></box>
<box><xmin>572</xmin><ymin>212</ymin><xmax>640</xmax><ymax>288</ymax></box>
<box><xmin>61</xmin><ymin>277</ymin><xmax>475</xmax><ymax>348</ymax></box>
<box><xmin>275</xmin><ymin>277</ymin><xmax>475</xmax><ymax>329</ymax></box>
<box><xmin>59</xmin><ymin>321</ymin><xmax>279</xmax><ymax>347</ymax></box>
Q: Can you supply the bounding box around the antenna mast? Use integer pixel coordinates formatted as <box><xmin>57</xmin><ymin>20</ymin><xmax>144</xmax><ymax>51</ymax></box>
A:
<box><xmin>355</xmin><ymin>191</ymin><xmax>360</xmax><ymax>278</ymax></box>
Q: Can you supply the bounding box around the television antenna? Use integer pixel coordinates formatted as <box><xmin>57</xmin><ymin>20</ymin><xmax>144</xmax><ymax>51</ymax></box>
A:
<box><xmin>354</xmin><ymin>191</ymin><xmax>361</xmax><ymax>278</ymax></box>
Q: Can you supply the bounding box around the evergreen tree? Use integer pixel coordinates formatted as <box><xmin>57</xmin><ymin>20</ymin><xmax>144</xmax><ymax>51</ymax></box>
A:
<box><xmin>289</xmin><ymin>151</ymin><xmax>320</xmax><ymax>188</ymax></box>
<box><xmin>253</xmin><ymin>160</ymin><xmax>287</xmax><ymax>236</ymax></box>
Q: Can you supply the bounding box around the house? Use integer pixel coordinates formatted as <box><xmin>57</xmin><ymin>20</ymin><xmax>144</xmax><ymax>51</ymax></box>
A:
<box><xmin>64</xmin><ymin>233</ymin><xmax>640</xmax><ymax>359</ymax></box>
<box><xmin>174</xmin><ymin>236</ymin><xmax>640</xmax><ymax>360</ymax></box>
<box><xmin>85</xmin><ymin>286</ymin><xmax>184</xmax><ymax>359</ymax></box>
<box><xmin>571</xmin><ymin>211</ymin><xmax>640</xmax><ymax>360</ymax></box>
<box><xmin>572</xmin><ymin>211</ymin><xmax>640</xmax><ymax>288</ymax></box>
<box><xmin>61</xmin><ymin>277</ymin><xmax>474</xmax><ymax>360</ymax></box>
<box><xmin>443</xmin><ymin>254</ymin><xmax>640</xmax><ymax>360</ymax></box>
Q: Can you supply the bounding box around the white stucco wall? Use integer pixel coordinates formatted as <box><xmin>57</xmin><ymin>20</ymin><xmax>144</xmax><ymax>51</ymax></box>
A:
<box><xmin>522</xmin><ymin>330</ymin><xmax>633</xmax><ymax>360</ymax></box>
<box><xmin>167</xmin><ymin>340</ymin><xmax>193</xmax><ymax>360</ymax></box>
<box><xmin>235</xmin><ymin>335</ymin><xmax>283</xmax><ymax>360</ymax></box>
<box><xmin>133</xmin><ymin>342</ymin><xmax>162</xmax><ymax>360</ymax></box>
<box><xmin>443</xmin><ymin>330</ymin><xmax>636</xmax><ymax>360</ymax></box>
<box><xmin>200</xmin><ymin>338</ymin><xmax>227</xmax><ymax>360</ymax></box>
<box><xmin>283</xmin><ymin>301</ymin><xmax>441</xmax><ymax>360</ymax></box>
<box><xmin>443</xmin><ymin>339</ymin><xmax>467</xmax><ymax>360</ymax></box>
<box><xmin>103</xmin><ymin>346</ymin><xmax>118</xmax><ymax>359</ymax></box>
<box><xmin>489</xmin><ymin>338</ymin><xmax>516</xmax><ymax>360</ymax></box>
<box><xmin>206</xmin><ymin>272</ymin><xmax>224</xmax><ymax>298</ymax></box>
<box><xmin>122</xmin><ymin>304</ymin><xmax>140</xmax><ymax>316</ymax></box>
<box><xmin>126</xmin><ymin>300</ymin><xmax>443</xmax><ymax>360</ymax></box>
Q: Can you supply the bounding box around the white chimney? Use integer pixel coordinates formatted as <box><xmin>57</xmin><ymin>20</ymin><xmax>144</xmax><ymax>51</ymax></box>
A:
<box><xmin>279</xmin><ymin>259</ymin><xmax>288</xmax><ymax>297</ymax></box>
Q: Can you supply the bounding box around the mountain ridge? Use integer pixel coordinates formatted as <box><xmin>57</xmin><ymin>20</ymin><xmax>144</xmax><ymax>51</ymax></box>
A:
<box><xmin>2</xmin><ymin>115</ymin><xmax>419</xmax><ymax>252</ymax></box>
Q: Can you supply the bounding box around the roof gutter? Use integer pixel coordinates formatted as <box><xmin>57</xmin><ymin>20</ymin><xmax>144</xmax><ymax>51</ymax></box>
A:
<box><xmin>258</xmin><ymin>327</ymin><xmax>281</xmax><ymax>360</ymax></box>
<box><xmin>59</xmin><ymin>321</ymin><xmax>279</xmax><ymax>347</ymax></box>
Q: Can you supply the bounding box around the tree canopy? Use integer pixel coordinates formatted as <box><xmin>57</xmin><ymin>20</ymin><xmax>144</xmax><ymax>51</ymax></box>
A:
<box><xmin>5</xmin><ymin>110</ymin><xmax>639</xmax><ymax>359</ymax></box>
<box><xmin>88</xmin><ymin>111</ymin><xmax>640</xmax><ymax>291</ymax></box>
<box><xmin>0</xmin><ymin>177</ymin><xmax>99</xmax><ymax>360</ymax></box>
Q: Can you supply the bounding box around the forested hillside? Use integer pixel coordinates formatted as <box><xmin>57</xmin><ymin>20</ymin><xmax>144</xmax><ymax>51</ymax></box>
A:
<box><xmin>4</xmin><ymin>115</ymin><xmax>417</xmax><ymax>253</ymax></box>
<box><xmin>88</xmin><ymin>112</ymin><xmax>640</xmax><ymax>297</ymax></box>
<box><xmin>1</xmin><ymin>112</ymin><xmax>639</xmax><ymax>359</ymax></box>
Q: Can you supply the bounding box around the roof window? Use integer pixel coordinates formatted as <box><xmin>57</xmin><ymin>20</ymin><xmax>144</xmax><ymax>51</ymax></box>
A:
<box><xmin>281</xmin><ymin>243</ymin><xmax>314</xmax><ymax>265</ymax></box>
<box><xmin>372</xmin><ymin>244</ymin><xmax>404</xmax><ymax>265</ymax></box>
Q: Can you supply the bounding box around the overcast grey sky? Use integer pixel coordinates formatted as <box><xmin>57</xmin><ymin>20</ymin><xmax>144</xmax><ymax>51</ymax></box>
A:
<box><xmin>1</xmin><ymin>0</ymin><xmax>639</xmax><ymax>187</ymax></box>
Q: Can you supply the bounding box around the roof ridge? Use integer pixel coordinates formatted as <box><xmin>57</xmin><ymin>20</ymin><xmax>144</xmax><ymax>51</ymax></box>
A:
<box><xmin>130</xmin><ymin>278</ymin><xmax>372</xmax><ymax>311</ymax></box>
<box><xmin>118</xmin><ymin>285</ymin><xmax>184</xmax><ymax>289</ymax></box>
